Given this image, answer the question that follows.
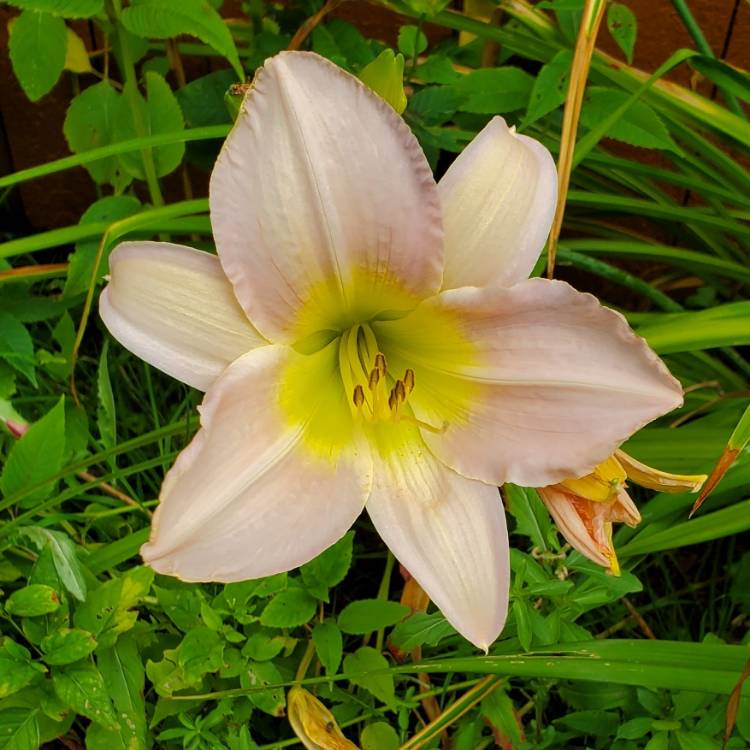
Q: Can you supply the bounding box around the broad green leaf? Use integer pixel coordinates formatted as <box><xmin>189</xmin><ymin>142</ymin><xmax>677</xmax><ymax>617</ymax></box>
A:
<box><xmin>300</xmin><ymin>530</ymin><xmax>354</xmax><ymax>596</ymax></box>
<box><xmin>8</xmin><ymin>10</ymin><xmax>66</xmax><ymax>101</ymax></box>
<box><xmin>616</xmin><ymin>716</ymin><xmax>654</xmax><ymax>739</ymax></box>
<box><xmin>243</xmin><ymin>661</ymin><xmax>285</xmax><ymax>717</ymax></box>
<box><xmin>454</xmin><ymin>67</ymin><xmax>534</xmax><ymax>114</ymax></box>
<box><xmin>3</xmin><ymin>0</ymin><xmax>102</xmax><ymax>17</ymax></box>
<box><xmin>63</xmin><ymin>195</ymin><xmax>141</xmax><ymax>298</ymax></box>
<box><xmin>16</xmin><ymin>527</ymin><xmax>87</xmax><ymax>602</ymax></box>
<box><xmin>338</xmin><ymin>600</ymin><xmax>410</xmax><ymax>635</ymax></box>
<box><xmin>260</xmin><ymin>588</ymin><xmax>317</xmax><ymax>628</ymax></box>
<box><xmin>121</xmin><ymin>0</ymin><xmax>243</xmax><ymax>79</ymax></box>
<box><xmin>0</xmin><ymin>313</ymin><xmax>35</xmax><ymax>385</ymax></box>
<box><xmin>88</xmin><ymin>636</ymin><xmax>147</xmax><ymax>750</ymax></box>
<box><xmin>504</xmin><ymin>485</ymin><xmax>552</xmax><ymax>551</ymax></box>
<box><xmin>513</xmin><ymin>599</ymin><xmax>532</xmax><ymax>651</ymax></box>
<box><xmin>389</xmin><ymin>612</ymin><xmax>455</xmax><ymax>651</ymax></box>
<box><xmin>242</xmin><ymin>629</ymin><xmax>286</xmax><ymax>661</ymax></box>
<box><xmin>361</xmin><ymin>722</ymin><xmax>400</xmax><ymax>750</ymax></box>
<box><xmin>6</xmin><ymin>585</ymin><xmax>61</xmax><ymax>617</ymax></box>
<box><xmin>0</xmin><ymin>707</ymin><xmax>40</xmax><ymax>749</ymax></box>
<box><xmin>154</xmin><ymin>585</ymin><xmax>203</xmax><ymax>632</ymax></box>
<box><xmin>580</xmin><ymin>87</ymin><xmax>679</xmax><ymax>152</ymax></box>
<box><xmin>312</xmin><ymin>19</ymin><xmax>373</xmax><ymax>70</ymax></box>
<box><xmin>64</xmin><ymin>27</ymin><xmax>91</xmax><ymax>72</ymax></box>
<box><xmin>397</xmin><ymin>25</ymin><xmax>427</xmax><ymax>58</ymax></box>
<box><xmin>0</xmin><ymin>640</ymin><xmax>45</xmax><ymax>698</ymax></box>
<box><xmin>0</xmin><ymin>397</ymin><xmax>65</xmax><ymax>508</ymax></box>
<box><xmin>178</xmin><ymin>627</ymin><xmax>224</xmax><ymax>682</ymax></box>
<box><xmin>359</xmin><ymin>50</ymin><xmax>407</xmax><ymax>113</ymax></box>
<box><xmin>114</xmin><ymin>73</ymin><xmax>185</xmax><ymax>179</ymax></box>
<box><xmin>52</xmin><ymin>662</ymin><xmax>119</xmax><ymax>730</ymax></box>
<box><xmin>312</xmin><ymin>620</ymin><xmax>343</xmax><ymax>676</ymax></box>
<box><xmin>523</xmin><ymin>49</ymin><xmax>571</xmax><ymax>127</ymax></box>
<box><xmin>344</xmin><ymin>647</ymin><xmax>395</xmax><ymax>707</ymax></box>
<box><xmin>63</xmin><ymin>81</ymin><xmax>130</xmax><ymax>188</ymax></box>
<box><xmin>74</xmin><ymin>567</ymin><xmax>153</xmax><ymax>647</ymax></box>
<box><xmin>41</xmin><ymin>629</ymin><xmax>97</xmax><ymax>665</ymax></box>
<box><xmin>607</xmin><ymin>2</ymin><xmax>637</xmax><ymax>64</ymax></box>
<box><xmin>416</xmin><ymin>54</ymin><xmax>460</xmax><ymax>85</ymax></box>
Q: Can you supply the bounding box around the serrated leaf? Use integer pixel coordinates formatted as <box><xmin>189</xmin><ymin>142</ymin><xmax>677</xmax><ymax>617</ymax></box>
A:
<box><xmin>504</xmin><ymin>484</ymin><xmax>552</xmax><ymax>551</ymax></box>
<box><xmin>338</xmin><ymin>600</ymin><xmax>409</xmax><ymax>635</ymax></box>
<box><xmin>121</xmin><ymin>0</ymin><xmax>242</xmax><ymax>79</ymax></box>
<box><xmin>243</xmin><ymin>661</ymin><xmax>285</xmax><ymax>717</ymax></box>
<box><xmin>523</xmin><ymin>49</ymin><xmax>572</xmax><ymax>127</ymax></box>
<box><xmin>74</xmin><ymin>567</ymin><xmax>153</xmax><ymax>646</ymax></box>
<box><xmin>0</xmin><ymin>313</ymin><xmax>35</xmax><ymax>386</ymax></box>
<box><xmin>580</xmin><ymin>87</ymin><xmax>679</xmax><ymax>152</ymax></box>
<box><xmin>260</xmin><ymin>588</ymin><xmax>317</xmax><ymax>628</ymax></box>
<box><xmin>607</xmin><ymin>2</ymin><xmax>637</xmax><ymax>64</ymax></box>
<box><xmin>41</xmin><ymin>629</ymin><xmax>97</xmax><ymax>665</ymax></box>
<box><xmin>17</xmin><ymin>527</ymin><xmax>87</xmax><ymax>602</ymax></box>
<box><xmin>0</xmin><ymin>397</ymin><xmax>65</xmax><ymax>508</ymax></box>
<box><xmin>312</xmin><ymin>620</ymin><xmax>342</xmax><ymax>676</ymax></box>
<box><xmin>63</xmin><ymin>81</ymin><xmax>129</xmax><ymax>188</ymax></box>
<box><xmin>4</xmin><ymin>0</ymin><xmax>102</xmax><ymax>17</ymax></box>
<box><xmin>300</xmin><ymin>531</ymin><xmax>354</xmax><ymax>595</ymax></box>
<box><xmin>114</xmin><ymin>72</ymin><xmax>185</xmax><ymax>179</ymax></box>
<box><xmin>389</xmin><ymin>612</ymin><xmax>456</xmax><ymax>651</ymax></box>
<box><xmin>52</xmin><ymin>662</ymin><xmax>119</xmax><ymax>730</ymax></box>
<box><xmin>343</xmin><ymin>647</ymin><xmax>395</xmax><ymax>707</ymax></box>
<box><xmin>454</xmin><ymin>67</ymin><xmax>533</xmax><ymax>114</ymax></box>
<box><xmin>8</xmin><ymin>10</ymin><xmax>67</xmax><ymax>101</ymax></box>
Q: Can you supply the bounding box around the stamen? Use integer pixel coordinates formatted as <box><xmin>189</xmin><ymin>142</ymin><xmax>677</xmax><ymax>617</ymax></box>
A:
<box><xmin>353</xmin><ymin>384</ymin><xmax>365</xmax><ymax>408</ymax></box>
<box><xmin>368</xmin><ymin>368</ymin><xmax>380</xmax><ymax>390</ymax></box>
<box><xmin>394</xmin><ymin>380</ymin><xmax>406</xmax><ymax>404</ymax></box>
<box><xmin>374</xmin><ymin>352</ymin><xmax>387</xmax><ymax>377</ymax></box>
<box><xmin>403</xmin><ymin>368</ymin><xmax>415</xmax><ymax>395</ymax></box>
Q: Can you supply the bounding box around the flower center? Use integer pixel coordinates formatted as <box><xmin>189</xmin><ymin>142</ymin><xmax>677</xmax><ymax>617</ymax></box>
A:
<box><xmin>338</xmin><ymin>324</ymin><xmax>442</xmax><ymax>434</ymax></box>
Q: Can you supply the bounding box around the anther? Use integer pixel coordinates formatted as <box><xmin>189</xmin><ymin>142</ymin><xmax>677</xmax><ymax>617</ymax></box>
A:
<box><xmin>353</xmin><ymin>384</ymin><xmax>365</xmax><ymax>408</ymax></box>
<box><xmin>403</xmin><ymin>368</ymin><xmax>415</xmax><ymax>395</ymax></box>
<box><xmin>388</xmin><ymin>390</ymin><xmax>398</xmax><ymax>412</ymax></box>
<box><xmin>374</xmin><ymin>352</ymin><xmax>387</xmax><ymax>376</ymax></box>
<box><xmin>368</xmin><ymin>368</ymin><xmax>380</xmax><ymax>390</ymax></box>
<box><xmin>394</xmin><ymin>380</ymin><xmax>406</xmax><ymax>403</ymax></box>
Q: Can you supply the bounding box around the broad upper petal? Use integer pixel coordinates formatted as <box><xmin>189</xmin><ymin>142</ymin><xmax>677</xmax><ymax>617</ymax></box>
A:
<box><xmin>141</xmin><ymin>343</ymin><xmax>372</xmax><ymax>581</ymax></box>
<box><xmin>210</xmin><ymin>51</ymin><xmax>443</xmax><ymax>342</ymax></box>
<box><xmin>377</xmin><ymin>279</ymin><xmax>683</xmax><ymax>487</ymax></box>
<box><xmin>366</xmin><ymin>435</ymin><xmax>509</xmax><ymax>650</ymax></box>
<box><xmin>438</xmin><ymin>117</ymin><xmax>557</xmax><ymax>289</ymax></box>
<box><xmin>99</xmin><ymin>242</ymin><xmax>265</xmax><ymax>391</ymax></box>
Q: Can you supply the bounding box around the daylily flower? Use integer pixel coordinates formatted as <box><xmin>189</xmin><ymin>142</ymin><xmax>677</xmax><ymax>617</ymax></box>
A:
<box><xmin>99</xmin><ymin>51</ymin><xmax>683</xmax><ymax>649</ymax></box>
<box><xmin>539</xmin><ymin>451</ymin><xmax>706</xmax><ymax>573</ymax></box>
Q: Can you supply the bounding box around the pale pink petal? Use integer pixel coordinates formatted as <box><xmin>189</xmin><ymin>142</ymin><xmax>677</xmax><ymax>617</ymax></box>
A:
<box><xmin>141</xmin><ymin>344</ymin><xmax>371</xmax><ymax>581</ymax></box>
<box><xmin>100</xmin><ymin>242</ymin><xmax>265</xmax><ymax>391</ymax></box>
<box><xmin>210</xmin><ymin>51</ymin><xmax>443</xmax><ymax>342</ymax></box>
<box><xmin>438</xmin><ymin>117</ymin><xmax>557</xmax><ymax>289</ymax></box>
<box><xmin>376</xmin><ymin>279</ymin><xmax>683</xmax><ymax>488</ymax></box>
<box><xmin>366</xmin><ymin>436</ymin><xmax>509</xmax><ymax>650</ymax></box>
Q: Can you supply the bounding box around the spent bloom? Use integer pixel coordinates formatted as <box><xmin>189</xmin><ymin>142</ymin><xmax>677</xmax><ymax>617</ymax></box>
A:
<box><xmin>540</xmin><ymin>451</ymin><xmax>706</xmax><ymax>573</ymax></box>
<box><xmin>99</xmin><ymin>51</ymin><xmax>682</xmax><ymax>649</ymax></box>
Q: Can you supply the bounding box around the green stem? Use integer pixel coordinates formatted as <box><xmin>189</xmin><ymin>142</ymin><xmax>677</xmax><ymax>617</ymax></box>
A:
<box><xmin>374</xmin><ymin>551</ymin><xmax>396</xmax><ymax>652</ymax></box>
<box><xmin>108</xmin><ymin>0</ymin><xmax>164</xmax><ymax>207</ymax></box>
